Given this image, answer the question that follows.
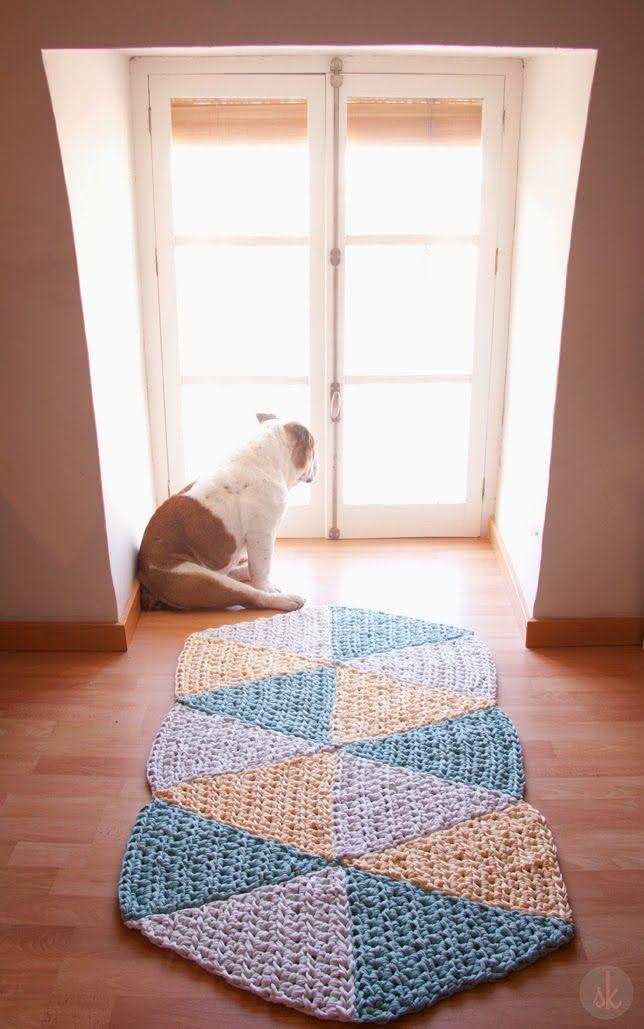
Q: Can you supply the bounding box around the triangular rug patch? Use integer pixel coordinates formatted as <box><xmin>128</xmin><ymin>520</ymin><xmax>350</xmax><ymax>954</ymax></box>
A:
<box><xmin>349</xmin><ymin>634</ymin><xmax>496</xmax><ymax>701</ymax></box>
<box><xmin>350</xmin><ymin>803</ymin><xmax>572</xmax><ymax>921</ymax></box>
<box><xmin>176</xmin><ymin>634</ymin><xmax>323</xmax><ymax>698</ymax></box>
<box><xmin>147</xmin><ymin>704</ymin><xmax>323</xmax><ymax>791</ymax></box>
<box><xmin>119</xmin><ymin>798</ymin><xmax>327</xmax><ymax>922</ymax></box>
<box><xmin>347</xmin><ymin>707</ymin><xmax>525</xmax><ymax>798</ymax></box>
<box><xmin>134</xmin><ymin>868</ymin><xmax>355</xmax><ymax>1020</ymax></box>
<box><xmin>333</xmin><ymin>753</ymin><xmax>513</xmax><ymax>857</ymax></box>
<box><xmin>344</xmin><ymin>868</ymin><xmax>573</xmax><ymax>1023</ymax></box>
<box><xmin>157</xmin><ymin>751</ymin><xmax>337</xmax><ymax>859</ymax></box>
<box><xmin>209</xmin><ymin>605</ymin><xmax>333</xmax><ymax>662</ymax></box>
<box><xmin>333</xmin><ymin>665</ymin><xmax>492</xmax><ymax>743</ymax></box>
<box><xmin>330</xmin><ymin>606</ymin><xmax>466</xmax><ymax>661</ymax></box>
<box><xmin>181</xmin><ymin>665</ymin><xmax>336</xmax><ymax>744</ymax></box>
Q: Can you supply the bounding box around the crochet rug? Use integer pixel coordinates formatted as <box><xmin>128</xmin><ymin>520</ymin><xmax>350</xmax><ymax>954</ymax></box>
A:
<box><xmin>119</xmin><ymin>605</ymin><xmax>573</xmax><ymax>1022</ymax></box>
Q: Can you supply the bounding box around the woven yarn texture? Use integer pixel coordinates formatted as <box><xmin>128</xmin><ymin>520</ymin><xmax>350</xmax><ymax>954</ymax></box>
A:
<box><xmin>119</xmin><ymin>605</ymin><xmax>573</xmax><ymax>1022</ymax></box>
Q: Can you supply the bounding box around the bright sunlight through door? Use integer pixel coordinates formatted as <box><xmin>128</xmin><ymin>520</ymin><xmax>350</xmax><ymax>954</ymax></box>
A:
<box><xmin>142</xmin><ymin>61</ymin><xmax>511</xmax><ymax>537</ymax></box>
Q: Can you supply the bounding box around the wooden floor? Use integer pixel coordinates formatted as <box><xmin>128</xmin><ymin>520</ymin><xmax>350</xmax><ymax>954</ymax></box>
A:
<box><xmin>1</xmin><ymin>539</ymin><xmax>643</xmax><ymax>1028</ymax></box>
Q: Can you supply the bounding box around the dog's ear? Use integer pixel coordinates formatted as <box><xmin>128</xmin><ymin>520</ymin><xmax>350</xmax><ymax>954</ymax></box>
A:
<box><xmin>256</xmin><ymin>412</ymin><xmax>277</xmax><ymax>424</ymax></box>
<box><xmin>283</xmin><ymin>422</ymin><xmax>314</xmax><ymax>469</ymax></box>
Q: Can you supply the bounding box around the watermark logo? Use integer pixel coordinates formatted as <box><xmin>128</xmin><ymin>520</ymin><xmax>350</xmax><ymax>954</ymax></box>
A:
<box><xmin>580</xmin><ymin>966</ymin><xmax>633</xmax><ymax>1020</ymax></box>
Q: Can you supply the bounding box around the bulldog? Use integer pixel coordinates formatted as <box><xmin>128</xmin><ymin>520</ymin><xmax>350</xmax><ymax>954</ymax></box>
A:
<box><xmin>138</xmin><ymin>414</ymin><xmax>317</xmax><ymax>611</ymax></box>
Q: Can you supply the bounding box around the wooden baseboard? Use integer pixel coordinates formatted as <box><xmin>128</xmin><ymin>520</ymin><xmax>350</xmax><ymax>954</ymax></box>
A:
<box><xmin>0</xmin><ymin>581</ymin><xmax>141</xmax><ymax>653</ymax></box>
<box><xmin>121</xmin><ymin>580</ymin><xmax>142</xmax><ymax>647</ymax></box>
<box><xmin>490</xmin><ymin>519</ymin><xmax>643</xmax><ymax>648</ymax></box>
<box><xmin>489</xmin><ymin>518</ymin><xmax>530</xmax><ymax>634</ymax></box>
<box><xmin>526</xmin><ymin>616</ymin><xmax>643</xmax><ymax>648</ymax></box>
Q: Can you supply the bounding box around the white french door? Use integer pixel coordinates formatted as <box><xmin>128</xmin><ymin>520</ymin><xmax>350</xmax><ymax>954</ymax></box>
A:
<box><xmin>334</xmin><ymin>73</ymin><xmax>504</xmax><ymax>536</ymax></box>
<box><xmin>139</xmin><ymin>58</ymin><xmax>513</xmax><ymax>538</ymax></box>
<box><xmin>148</xmin><ymin>73</ymin><xmax>327</xmax><ymax>536</ymax></box>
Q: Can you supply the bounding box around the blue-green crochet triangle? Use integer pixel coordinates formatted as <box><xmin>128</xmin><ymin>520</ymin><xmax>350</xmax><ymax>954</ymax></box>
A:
<box><xmin>119</xmin><ymin>798</ymin><xmax>328</xmax><ymax>922</ymax></box>
<box><xmin>344</xmin><ymin>868</ymin><xmax>573</xmax><ymax>1022</ymax></box>
<box><xmin>346</xmin><ymin>708</ymin><xmax>525</xmax><ymax>799</ymax></box>
<box><xmin>180</xmin><ymin>665</ymin><xmax>336</xmax><ymax>743</ymax></box>
<box><xmin>329</xmin><ymin>606</ymin><xmax>467</xmax><ymax>661</ymax></box>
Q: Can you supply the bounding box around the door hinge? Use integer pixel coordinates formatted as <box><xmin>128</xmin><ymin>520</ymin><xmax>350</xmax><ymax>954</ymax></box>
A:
<box><xmin>481</xmin><ymin>477</ymin><xmax>486</xmax><ymax>500</ymax></box>
<box><xmin>154</xmin><ymin>248</ymin><xmax>159</xmax><ymax>276</ymax></box>
<box><xmin>502</xmin><ymin>108</ymin><xmax>506</xmax><ymax>130</ymax></box>
<box><xmin>330</xmin><ymin>247</ymin><xmax>342</xmax><ymax>267</ymax></box>
<box><xmin>494</xmin><ymin>248</ymin><xmax>499</xmax><ymax>275</ymax></box>
<box><xmin>148</xmin><ymin>105</ymin><xmax>152</xmax><ymax>134</ymax></box>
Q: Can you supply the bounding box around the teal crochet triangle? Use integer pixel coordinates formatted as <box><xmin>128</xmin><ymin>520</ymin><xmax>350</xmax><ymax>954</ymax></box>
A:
<box><xmin>330</xmin><ymin>606</ymin><xmax>466</xmax><ymax>661</ymax></box>
<box><xmin>119</xmin><ymin>798</ymin><xmax>328</xmax><ymax>922</ymax></box>
<box><xmin>344</xmin><ymin>868</ymin><xmax>573</xmax><ymax>1022</ymax></box>
<box><xmin>346</xmin><ymin>708</ymin><xmax>525</xmax><ymax>799</ymax></box>
<box><xmin>180</xmin><ymin>665</ymin><xmax>336</xmax><ymax>743</ymax></box>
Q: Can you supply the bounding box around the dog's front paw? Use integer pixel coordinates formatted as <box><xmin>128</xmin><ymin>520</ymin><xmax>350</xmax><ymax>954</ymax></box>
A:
<box><xmin>271</xmin><ymin>593</ymin><xmax>306</xmax><ymax>611</ymax></box>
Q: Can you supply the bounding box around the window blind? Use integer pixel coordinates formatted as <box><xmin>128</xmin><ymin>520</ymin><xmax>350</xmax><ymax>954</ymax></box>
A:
<box><xmin>347</xmin><ymin>99</ymin><xmax>482</xmax><ymax>146</ymax></box>
<box><xmin>170</xmin><ymin>97</ymin><xmax>481</xmax><ymax>147</ymax></box>
<box><xmin>171</xmin><ymin>99</ymin><xmax>308</xmax><ymax>145</ymax></box>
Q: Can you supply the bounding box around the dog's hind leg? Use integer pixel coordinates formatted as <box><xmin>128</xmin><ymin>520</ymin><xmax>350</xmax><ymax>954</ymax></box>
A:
<box><xmin>227</xmin><ymin>560</ymin><xmax>250</xmax><ymax>582</ymax></box>
<box><xmin>144</xmin><ymin>562</ymin><xmax>304</xmax><ymax>612</ymax></box>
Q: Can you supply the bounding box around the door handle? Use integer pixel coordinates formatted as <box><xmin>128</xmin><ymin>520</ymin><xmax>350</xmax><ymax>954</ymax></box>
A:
<box><xmin>330</xmin><ymin>385</ymin><xmax>342</xmax><ymax>422</ymax></box>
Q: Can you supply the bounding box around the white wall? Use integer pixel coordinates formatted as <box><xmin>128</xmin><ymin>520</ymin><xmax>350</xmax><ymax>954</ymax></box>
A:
<box><xmin>495</xmin><ymin>51</ymin><xmax>596</xmax><ymax>616</ymax></box>
<box><xmin>44</xmin><ymin>50</ymin><xmax>155</xmax><ymax>618</ymax></box>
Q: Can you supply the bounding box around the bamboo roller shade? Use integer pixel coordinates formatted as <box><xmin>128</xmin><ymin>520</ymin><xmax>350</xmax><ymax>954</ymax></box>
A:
<box><xmin>171</xmin><ymin>97</ymin><xmax>482</xmax><ymax>146</ymax></box>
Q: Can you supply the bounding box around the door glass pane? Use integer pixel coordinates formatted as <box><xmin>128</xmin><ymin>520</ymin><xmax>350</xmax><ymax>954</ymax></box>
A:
<box><xmin>346</xmin><ymin>99</ymin><xmax>482</xmax><ymax>236</ymax></box>
<box><xmin>176</xmin><ymin>244</ymin><xmax>308</xmax><ymax>377</ymax></box>
<box><xmin>168</xmin><ymin>95</ymin><xmax>313</xmax><ymax>509</ymax></box>
<box><xmin>181</xmin><ymin>383</ymin><xmax>311</xmax><ymax>504</ymax></box>
<box><xmin>344</xmin><ymin>242</ymin><xmax>477</xmax><ymax>375</ymax></box>
<box><xmin>342</xmin><ymin>96</ymin><xmax>481</xmax><ymax>515</ymax></box>
<box><xmin>342</xmin><ymin>384</ymin><xmax>471</xmax><ymax>505</ymax></box>
<box><xmin>171</xmin><ymin>98</ymin><xmax>308</xmax><ymax>236</ymax></box>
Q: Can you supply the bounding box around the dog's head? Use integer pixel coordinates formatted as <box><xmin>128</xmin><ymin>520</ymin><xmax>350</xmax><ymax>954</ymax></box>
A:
<box><xmin>256</xmin><ymin>413</ymin><xmax>318</xmax><ymax>485</ymax></box>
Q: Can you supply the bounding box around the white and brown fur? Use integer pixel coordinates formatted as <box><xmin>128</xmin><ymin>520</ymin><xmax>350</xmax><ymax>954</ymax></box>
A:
<box><xmin>138</xmin><ymin>415</ymin><xmax>317</xmax><ymax>611</ymax></box>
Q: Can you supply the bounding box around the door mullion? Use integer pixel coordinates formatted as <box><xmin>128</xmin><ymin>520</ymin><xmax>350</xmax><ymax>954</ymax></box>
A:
<box><xmin>174</xmin><ymin>234</ymin><xmax>309</xmax><ymax>246</ymax></box>
<box><xmin>328</xmin><ymin>57</ymin><xmax>344</xmax><ymax>540</ymax></box>
<box><xmin>346</xmin><ymin>233</ymin><xmax>479</xmax><ymax>245</ymax></box>
<box><xmin>181</xmin><ymin>376</ymin><xmax>309</xmax><ymax>385</ymax></box>
<box><xmin>345</xmin><ymin>374</ymin><xmax>473</xmax><ymax>385</ymax></box>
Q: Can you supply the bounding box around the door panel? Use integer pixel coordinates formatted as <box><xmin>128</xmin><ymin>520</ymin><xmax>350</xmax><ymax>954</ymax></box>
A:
<box><xmin>344</xmin><ymin>242</ymin><xmax>478</xmax><ymax>376</ymax></box>
<box><xmin>149</xmin><ymin>75</ymin><xmax>326</xmax><ymax>536</ymax></box>
<box><xmin>170</xmin><ymin>98</ymin><xmax>309</xmax><ymax>236</ymax></box>
<box><xmin>342</xmin><ymin>382</ymin><xmax>471</xmax><ymax>505</ymax></box>
<box><xmin>334</xmin><ymin>74</ymin><xmax>504</xmax><ymax>537</ymax></box>
<box><xmin>345</xmin><ymin>108</ymin><xmax>482</xmax><ymax>235</ymax></box>
<box><xmin>174</xmin><ymin>244</ymin><xmax>309</xmax><ymax>378</ymax></box>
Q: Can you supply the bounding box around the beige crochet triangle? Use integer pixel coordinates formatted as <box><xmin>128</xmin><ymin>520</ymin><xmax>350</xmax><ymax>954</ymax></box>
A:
<box><xmin>157</xmin><ymin>750</ymin><xmax>337</xmax><ymax>859</ymax></box>
<box><xmin>349</xmin><ymin>802</ymin><xmax>572</xmax><ymax>921</ymax></box>
<box><xmin>176</xmin><ymin>634</ymin><xmax>326</xmax><ymax>698</ymax></box>
<box><xmin>332</xmin><ymin>666</ymin><xmax>493</xmax><ymax>744</ymax></box>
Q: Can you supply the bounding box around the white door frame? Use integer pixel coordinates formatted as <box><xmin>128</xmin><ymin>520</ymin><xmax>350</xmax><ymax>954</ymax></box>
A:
<box><xmin>131</xmin><ymin>53</ymin><xmax>521</xmax><ymax>538</ymax></box>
